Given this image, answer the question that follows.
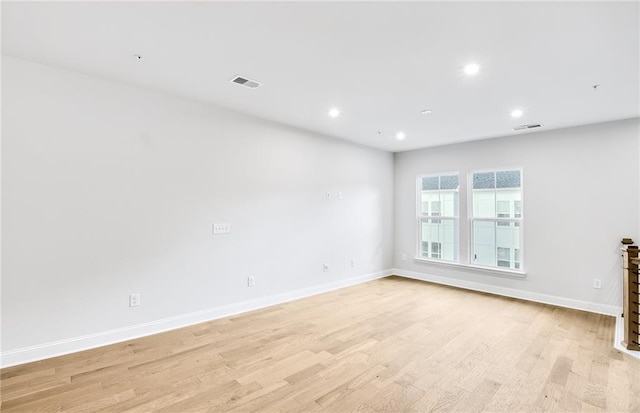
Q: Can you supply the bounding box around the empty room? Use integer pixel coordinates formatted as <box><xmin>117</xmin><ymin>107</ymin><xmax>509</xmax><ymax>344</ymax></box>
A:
<box><xmin>1</xmin><ymin>1</ymin><xmax>640</xmax><ymax>412</ymax></box>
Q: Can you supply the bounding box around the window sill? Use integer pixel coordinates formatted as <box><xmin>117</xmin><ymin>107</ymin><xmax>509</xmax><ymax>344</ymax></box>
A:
<box><xmin>413</xmin><ymin>257</ymin><xmax>526</xmax><ymax>278</ymax></box>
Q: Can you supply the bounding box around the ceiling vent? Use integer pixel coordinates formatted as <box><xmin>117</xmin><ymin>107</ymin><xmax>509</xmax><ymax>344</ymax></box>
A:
<box><xmin>230</xmin><ymin>75</ymin><xmax>262</xmax><ymax>89</ymax></box>
<box><xmin>513</xmin><ymin>123</ymin><xmax>543</xmax><ymax>131</ymax></box>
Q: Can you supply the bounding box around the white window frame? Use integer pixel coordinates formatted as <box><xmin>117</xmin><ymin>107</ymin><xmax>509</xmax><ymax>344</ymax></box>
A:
<box><xmin>414</xmin><ymin>168</ymin><xmax>525</xmax><ymax>277</ymax></box>
<box><xmin>468</xmin><ymin>167</ymin><xmax>524</xmax><ymax>273</ymax></box>
<box><xmin>415</xmin><ymin>172</ymin><xmax>460</xmax><ymax>263</ymax></box>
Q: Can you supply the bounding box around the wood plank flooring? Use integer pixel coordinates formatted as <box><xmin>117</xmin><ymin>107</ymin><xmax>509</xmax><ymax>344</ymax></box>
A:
<box><xmin>2</xmin><ymin>276</ymin><xmax>639</xmax><ymax>412</ymax></box>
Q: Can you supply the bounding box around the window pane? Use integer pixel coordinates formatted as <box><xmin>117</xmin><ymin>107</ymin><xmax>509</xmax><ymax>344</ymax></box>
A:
<box><xmin>514</xmin><ymin>200</ymin><xmax>522</xmax><ymax>217</ymax></box>
<box><xmin>431</xmin><ymin>242</ymin><xmax>442</xmax><ymax>259</ymax></box>
<box><xmin>497</xmin><ymin>200</ymin><xmax>510</xmax><ymax>226</ymax></box>
<box><xmin>420</xmin><ymin>218</ymin><xmax>458</xmax><ymax>261</ymax></box>
<box><xmin>473</xmin><ymin>172</ymin><xmax>495</xmax><ymax>189</ymax></box>
<box><xmin>473</xmin><ymin>170</ymin><xmax>522</xmax><ymax>219</ymax></box>
<box><xmin>473</xmin><ymin>220</ymin><xmax>520</xmax><ymax>269</ymax></box>
<box><xmin>422</xmin><ymin>176</ymin><xmax>439</xmax><ymax>191</ymax></box>
<box><xmin>431</xmin><ymin>201</ymin><xmax>441</xmax><ymax>223</ymax></box>
<box><xmin>421</xmin><ymin>241</ymin><xmax>429</xmax><ymax>258</ymax></box>
<box><xmin>440</xmin><ymin>175</ymin><xmax>459</xmax><ymax>190</ymax></box>
<box><xmin>473</xmin><ymin>190</ymin><xmax>496</xmax><ymax>218</ymax></box>
<box><xmin>472</xmin><ymin>220</ymin><xmax>494</xmax><ymax>266</ymax></box>
<box><xmin>431</xmin><ymin>201</ymin><xmax>441</xmax><ymax>215</ymax></box>
<box><xmin>421</xmin><ymin>175</ymin><xmax>458</xmax><ymax>217</ymax></box>
<box><xmin>496</xmin><ymin>170</ymin><xmax>521</xmax><ymax>188</ymax></box>
<box><xmin>497</xmin><ymin>247</ymin><xmax>509</xmax><ymax>260</ymax></box>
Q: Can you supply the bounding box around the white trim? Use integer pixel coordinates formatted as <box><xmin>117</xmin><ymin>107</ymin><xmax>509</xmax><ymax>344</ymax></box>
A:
<box><xmin>614</xmin><ymin>314</ymin><xmax>640</xmax><ymax>361</ymax></box>
<box><xmin>413</xmin><ymin>257</ymin><xmax>526</xmax><ymax>278</ymax></box>
<box><xmin>0</xmin><ymin>269</ymin><xmax>392</xmax><ymax>368</ymax></box>
<box><xmin>393</xmin><ymin>268</ymin><xmax>621</xmax><ymax>316</ymax></box>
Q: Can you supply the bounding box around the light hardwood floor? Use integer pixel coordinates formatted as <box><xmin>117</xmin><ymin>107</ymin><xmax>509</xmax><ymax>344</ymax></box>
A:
<box><xmin>2</xmin><ymin>276</ymin><xmax>639</xmax><ymax>412</ymax></box>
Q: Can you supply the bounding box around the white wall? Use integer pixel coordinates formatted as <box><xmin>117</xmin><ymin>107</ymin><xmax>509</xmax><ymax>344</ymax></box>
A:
<box><xmin>3</xmin><ymin>55</ymin><xmax>638</xmax><ymax>367</ymax></box>
<box><xmin>1</xmin><ymin>57</ymin><xmax>394</xmax><ymax>361</ymax></box>
<box><xmin>394</xmin><ymin>118</ymin><xmax>640</xmax><ymax>313</ymax></box>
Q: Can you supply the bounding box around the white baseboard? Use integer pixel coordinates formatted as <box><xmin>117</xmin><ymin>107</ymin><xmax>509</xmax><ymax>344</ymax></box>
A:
<box><xmin>614</xmin><ymin>314</ymin><xmax>640</xmax><ymax>361</ymax></box>
<box><xmin>3</xmin><ymin>268</ymin><xmax>626</xmax><ymax>368</ymax></box>
<box><xmin>392</xmin><ymin>268</ymin><xmax>622</xmax><ymax>317</ymax></box>
<box><xmin>1</xmin><ymin>269</ymin><xmax>392</xmax><ymax>368</ymax></box>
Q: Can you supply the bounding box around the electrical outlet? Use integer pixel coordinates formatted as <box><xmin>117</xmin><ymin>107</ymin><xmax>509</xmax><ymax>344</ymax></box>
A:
<box><xmin>401</xmin><ymin>253</ymin><xmax>407</xmax><ymax>261</ymax></box>
<box><xmin>338</xmin><ymin>192</ymin><xmax>343</xmax><ymax>200</ymax></box>
<box><xmin>323</xmin><ymin>264</ymin><xmax>330</xmax><ymax>272</ymax></box>
<box><xmin>129</xmin><ymin>293</ymin><xmax>140</xmax><ymax>307</ymax></box>
<box><xmin>247</xmin><ymin>276</ymin><xmax>255</xmax><ymax>287</ymax></box>
<box><xmin>350</xmin><ymin>259</ymin><xmax>355</xmax><ymax>268</ymax></box>
<box><xmin>593</xmin><ymin>278</ymin><xmax>602</xmax><ymax>289</ymax></box>
<box><xmin>326</xmin><ymin>192</ymin><xmax>332</xmax><ymax>199</ymax></box>
<box><xmin>213</xmin><ymin>223</ymin><xmax>231</xmax><ymax>234</ymax></box>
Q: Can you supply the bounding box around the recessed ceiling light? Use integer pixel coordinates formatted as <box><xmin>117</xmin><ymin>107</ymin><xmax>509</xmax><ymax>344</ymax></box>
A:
<box><xmin>511</xmin><ymin>109</ymin><xmax>523</xmax><ymax>118</ymax></box>
<box><xmin>421</xmin><ymin>109</ymin><xmax>432</xmax><ymax>115</ymax></box>
<box><xmin>396</xmin><ymin>132</ymin><xmax>406</xmax><ymax>141</ymax></box>
<box><xmin>463</xmin><ymin>63</ymin><xmax>480</xmax><ymax>76</ymax></box>
<box><xmin>328</xmin><ymin>108</ymin><xmax>340</xmax><ymax>118</ymax></box>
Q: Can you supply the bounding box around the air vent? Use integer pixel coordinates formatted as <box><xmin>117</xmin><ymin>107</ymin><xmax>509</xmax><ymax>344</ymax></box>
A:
<box><xmin>513</xmin><ymin>123</ymin><xmax>543</xmax><ymax>131</ymax></box>
<box><xmin>230</xmin><ymin>75</ymin><xmax>262</xmax><ymax>89</ymax></box>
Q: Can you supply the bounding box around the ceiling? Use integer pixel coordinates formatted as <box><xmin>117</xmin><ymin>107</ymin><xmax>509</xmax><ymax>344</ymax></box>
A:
<box><xmin>2</xmin><ymin>1</ymin><xmax>639</xmax><ymax>152</ymax></box>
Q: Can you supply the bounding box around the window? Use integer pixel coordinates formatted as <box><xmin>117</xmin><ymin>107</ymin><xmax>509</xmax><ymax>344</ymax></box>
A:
<box><xmin>497</xmin><ymin>200</ymin><xmax>510</xmax><ymax>226</ymax></box>
<box><xmin>514</xmin><ymin>200</ymin><xmax>522</xmax><ymax>227</ymax></box>
<box><xmin>471</xmin><ymin>169</ymin><xmax>522</xmax><ymax>271</ymax></box>
<box><xmin>431</xmin><ymin>242</ymin><xmax>442</xmax><ymax>259</ymax></box>
<box><xmin>415</xmin><ymin>168</ymin><xmax>523</xmax><ymax>273</ymax></box>
<box><xmin>431</xmin><ymin>201</ymin><xmax>441</xmax><ymax>224</ymax></box>
<box><xmin>421</xmin><ymin>241</ymin><xmax>443</xmax><ymax>259</ymax></box>
<box><xmin>497</xmin><ymin>247</ymin><xmax>510</xmax><ymax>267</ymax></box>
<box><xmin>417</xmin><ymin>173</ymin><xmax>459</xmax><ymax>261</ymax></box>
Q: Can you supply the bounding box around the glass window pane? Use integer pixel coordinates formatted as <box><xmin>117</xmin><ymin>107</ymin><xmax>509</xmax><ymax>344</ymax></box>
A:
<box><xmin>497</xmin><ymin>247</ymin><xmax>510</xmax><ymax>260</ymax></box>
<box><xmin>473</xmin><ymin>220</ymin><xmax>520</xmax><ymax>269</ymax></box>
<box><xmin>440</xmin><ymin>175</ymin><xmax>459</xmax><ymax>190</ymax></box>
<box><xmin>422</xmin><ymin>176</ymin><xmax>439</xmax><ymax>191</ymax></box>
<box><xmin>420</xmin><ymin>217</ymin><xmax>458</xmax><ymax>261</ymax></box>
<box><xmin>472</xmin><ymin>220</ymin><xmax>495</xmax><ymax>266</ymax></box>
<box><xmin>473</xmin><ymin>190</ymin><xmax>496</xmax><ymax>218</ymax></box>
<box><xmin>442</xmin><ymin>192</ymin><xmax>457</xmax><ymax>216</ymax></box>
<box><xmin>421</xmin><ymin>241</ymin><xmax>429</xmax><ymax>257</ymax></box>
<box><xmin>431</xmin><ymin>242</ymin><xmax>442</xmax><ymax>259</ymax></box>
<box><xmin>430</xmin><ymin>201</ymin><xmax>441</xmax><ymax>215</ymax></box>
<box><xmin>497</xmin><ymin>200</ymin><xmax>510</xmax><ymax>226</ymax></box>
<box><xmin>431</xmin><ymin>201</ymin><xmax>441</xmax><ymax>223</ymax></box>
<box><xmin>421</xmin><ymin>175</ymin><xmax>459</xmax><ymax>217</ymax></box>
<box><xmin>496</xmin><ymin>170</ymin><xmax>521</xmax><ymax>188</ymax></box>
<box><xmin>514</xmin><ymin>200</ymin><xmax>522</xmax><ymax>218</ymax></box>
<box><xmin>473</xmin><ymin>172</ymin><xmax>495</xmax><ymax>189</ymax></box>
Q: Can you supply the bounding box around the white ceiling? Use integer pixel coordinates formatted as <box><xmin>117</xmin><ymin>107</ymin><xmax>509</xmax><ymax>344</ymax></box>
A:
<box><xmin>2</xmin><ymin>1</ymin><xmax>639</xmax><ymax>152</ymax></box>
